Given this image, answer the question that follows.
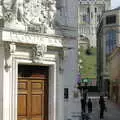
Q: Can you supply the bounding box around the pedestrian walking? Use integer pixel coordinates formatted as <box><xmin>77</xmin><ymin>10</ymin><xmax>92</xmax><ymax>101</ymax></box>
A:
<box><xmin>87</xmin><ymin>98</ymin><xmax>92</xmax><ymax>113</ymax></box>
<box><xmin>83</xmin><ymin>89</ymin><xmax>88</xmax><ymax>105</ymax></box>
<box><xmin>86</xmin><ymin>98</ymin><xmax>92</xmax><ymax>120</ymax></box>
<box><xmin>81</xmin><ymin>98</ymin><xmax>86</xmax><ymax>113</ymax></box>
<box><xmin>99</xmin><ymin>95</ymin><xmax>106</xmax><ymax>119</ymax></box>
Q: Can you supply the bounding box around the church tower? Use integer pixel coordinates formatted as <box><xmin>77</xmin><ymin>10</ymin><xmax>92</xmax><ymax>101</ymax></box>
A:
<box><xmin>78</xmin><ymin>0</ymin><xmax>111</xmax><ymax>46</ymax></box>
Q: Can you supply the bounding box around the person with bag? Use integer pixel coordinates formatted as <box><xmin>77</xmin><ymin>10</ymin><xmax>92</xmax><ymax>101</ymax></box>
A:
<box><xmin>99</xmin><ymin>95</ymin><xmax>106</xmax><ymax>119</ymax></box>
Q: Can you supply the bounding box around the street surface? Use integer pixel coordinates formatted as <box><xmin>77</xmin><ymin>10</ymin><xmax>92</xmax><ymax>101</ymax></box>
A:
<box><xmin>90</xmin><ymin>98</ymin><xmax>120</xmax><ymax>120</ymax></box>
<box><xmin>80</xmin><ymin>92</ymin><xmax>120</xmax><ymax>120</ymax></box>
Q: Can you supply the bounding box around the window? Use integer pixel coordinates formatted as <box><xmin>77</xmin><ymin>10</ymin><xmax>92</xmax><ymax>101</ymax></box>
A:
<box><xmin>91</xmin><ymin>12</ymin><xmax>93</xmax><ymax>19</ymax></box>
<box><xmin>97</xmin><ymin>15</ymin><xmax>101</xmax><ymax>22</ymax></box>
<box><xmin>64</xmin><ymin>88</ymin><xmax>69</xmax><ymax>99</ymax></box>
<box><xmin>106</xmin><ymin>15</ymin><xmax>116</xmax><ymax>24</ymax></box>
<box><xmin>95</xmin><ymin>8</ymin><xmax>97</xmax><ymax>13</ymax></box>
<box><xmin>87</xmin><ymin>7</ymin><xmax>90</xmax><ymax>13</ymax></box>
<box><xmin>83</xmin><ymin>14</ymin><xmax>90</xmax><ymax>24</ymax></box>
<box><xmin>106</xmin><ymin>30</ymin><xmax>116</xmax><ymax>55</ymax></box>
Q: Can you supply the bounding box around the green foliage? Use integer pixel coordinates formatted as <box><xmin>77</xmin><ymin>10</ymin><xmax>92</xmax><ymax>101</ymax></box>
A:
<box><xmin>79</xmin><ymin>47</ymin><xmax>96</xmax><ymax>78</ymax></box>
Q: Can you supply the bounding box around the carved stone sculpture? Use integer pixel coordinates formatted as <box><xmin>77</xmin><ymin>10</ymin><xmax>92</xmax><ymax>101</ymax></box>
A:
<box><xmin>32</xmin><ymin>44</ymin><xmax>47</xmax><ymax>62</ymax></box>
<box><xmin>0</xmin><ymin>0</ymin><xmax>56</xmax><ymax>34</ymax></box>
<box><xmin>1</xmin><ymin>0</ymin><xmax>26</xmax><ymax>30</ymax></box>
<box><xmin>23</xmin><ymin>0</ymin><xmax>56</xmax><ymax>34</ymax></box>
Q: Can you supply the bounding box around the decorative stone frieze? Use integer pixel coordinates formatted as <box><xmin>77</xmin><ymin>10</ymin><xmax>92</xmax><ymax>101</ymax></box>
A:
<box><xmin>2</xmin><ymin>30</ymin><xmax>63</xmax><ymax>47</ymax></box>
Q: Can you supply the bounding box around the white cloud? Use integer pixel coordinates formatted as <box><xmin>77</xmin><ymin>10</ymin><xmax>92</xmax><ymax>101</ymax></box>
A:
<box><xmin>111</xmin><ymin>0</ymin><xmax>120</xmax><ymax>9</ymax></box>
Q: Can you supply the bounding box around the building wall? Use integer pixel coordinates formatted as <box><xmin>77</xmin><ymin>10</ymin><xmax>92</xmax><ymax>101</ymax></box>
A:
<box><xmin>108</xmin><ymin>48</ymin><xmax>120</xmax><ymax>103</ymax></box>
<box><xmin>0</xmin><ymin>44</ymin><xmax>3</xmax><ymax>120</ymax></box>
<box><xmin>97</xmin><ymin>7</ymin><xmax>120</xmax><ymax>94</ymax></box>
<box><xmin>59</xmin><ymin>0</ymin><xmax>81</xmax><ymax>120</ymax></box>
<box><xmin>63</xmin><ymin>39</ymin><xmax>81</xmax><ymax>120</ymax></box>
<box><xmin>109</xmin><ymin>51</ymin><xmax>120</xmax><ymax>80</ymax></box>
<box><xmin>56</xmin><ymin>0</ymin><xmax>78</xmax><ymax>28</ymax></box>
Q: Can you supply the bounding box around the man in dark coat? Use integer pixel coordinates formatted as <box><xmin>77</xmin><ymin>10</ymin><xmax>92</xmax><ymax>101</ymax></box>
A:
<box><xmin>81</xmin><ymin>98</ymin><xmax>86</xmax><ymax>113</ymax></box>
<box><xmin>99</xmin><ymin>96</ymin><xmax>106</xmax><ymax>119</ymax></box>
<box><xmin>87</xmin><ymin>98</ymin><xmax>92</xmax><ymax>113</ymax></box>
<box><xmin>83</xmin><ymin>89</ymin><xmax>88</xmax><ymax>105</ymax></box>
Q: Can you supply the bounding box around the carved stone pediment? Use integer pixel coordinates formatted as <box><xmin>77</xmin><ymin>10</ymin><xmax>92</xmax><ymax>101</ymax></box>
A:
<box><xmin>1</xmin><ymin>0</ymin><xmax>56</xmax><ymax>34</ymax></box>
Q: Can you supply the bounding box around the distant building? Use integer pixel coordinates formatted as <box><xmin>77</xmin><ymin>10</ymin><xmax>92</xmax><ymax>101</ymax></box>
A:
<box><xmin>78</xmin><ymin>0</ymin><xmax>111</xmax><ymax>87</ymax></box>
<box><xmin>78</xmin><ymin>0</ymin><xmax>111</xmax><ymax>47</ymax></box>
<box><xmin>97</xmin><ymin>7</ymin><xmax>120</xmax><ymax>95</ymax></box>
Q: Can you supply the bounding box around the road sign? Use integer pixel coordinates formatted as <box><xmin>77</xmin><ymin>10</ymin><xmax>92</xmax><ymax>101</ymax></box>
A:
<box><xmin>82</xmin><ymin>78</ymin><xmax>91</xmax><ymax>83</ymax></box>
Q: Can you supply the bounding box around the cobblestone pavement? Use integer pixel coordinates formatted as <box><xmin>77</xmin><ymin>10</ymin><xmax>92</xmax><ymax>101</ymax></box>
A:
<box><xmin>84</xmin><ymin>97</ymin><xmax>120</xmax><ymax>120</ymax></box>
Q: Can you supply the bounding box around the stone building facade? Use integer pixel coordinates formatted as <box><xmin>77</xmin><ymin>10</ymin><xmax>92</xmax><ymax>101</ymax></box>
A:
<box><xmin>0</xmin><ymin>0</ymin><xmax>79</xmax><ymax>120</ymax></box>
<box><xmin>97</xmin><ymin>7</ymin><xmax>120</xmax><ymax>95</ymax></box>
<box><xmin>78</xmin><ymin>0</ymin><xmax>111</xmax><ymax>47</ymax></box>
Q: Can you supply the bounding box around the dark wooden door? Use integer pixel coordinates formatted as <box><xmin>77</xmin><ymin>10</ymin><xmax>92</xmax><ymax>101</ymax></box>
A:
<box><xmin>17</xmin><ymin>79</ymin><xmax>48</xmax><ymax>120</ymax></box>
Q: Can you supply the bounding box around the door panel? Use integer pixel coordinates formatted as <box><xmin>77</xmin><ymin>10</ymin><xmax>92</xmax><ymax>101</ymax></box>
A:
<box><xmin>31</xmin><ymin>80</ymin><xmax>44</xmax><ymax>120</ymax></box>
<box><xmin>18</xmin><ymin>79</ymin><xmax>48</xmax><ymax>120</ymax></box>
<box><xmin>18</xmin><ymin>80</ymin><xmax>29</xmax><ymax>120</ymax></box>
<box><xmin>18</xmin><ymin>94</ymin><xmax>28</xmax><ymax>120</ymax></box>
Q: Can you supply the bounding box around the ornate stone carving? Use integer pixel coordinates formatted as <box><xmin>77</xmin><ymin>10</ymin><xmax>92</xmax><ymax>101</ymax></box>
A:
<box><xmin>32</xmin><ymin>44</ymin><xmax>47</xmax><ymax>62</ymax></box>
<box><xmin>4</xmin><ymin>42</ymin><xmax>16</xmax><ymax>55</ymax></box>
<box><xmin>4</xmin><ymin>42</ymin><xmax>16</xmax><ymax>71</ymax></box>
<box><xmin>23</xmin><ymin>0</ymin><xmax>56</xmax><ymax>34</ymax></box>
<box><xmin>1</xmin><ymin>0</ymin><xmax>16</xmax><ymax>22</ymax></box>
<box><xmin>1</xmin><ymin>0</ymin><xmax>56</xmax><ymax>33</ymax></box>
<box><xmin>2</xmin><ymin>30</ymin><xmax>63</xmax><ymax>47</ymax></box>
<box><xmin>9</xmin><ymin>42</ymin><xmax>16</xmax><ymax>54</ymax></box>
<box><xmin>1</xmin><ymin>0</ymin><xmax>26</xmax><ymax>30</ymax></box>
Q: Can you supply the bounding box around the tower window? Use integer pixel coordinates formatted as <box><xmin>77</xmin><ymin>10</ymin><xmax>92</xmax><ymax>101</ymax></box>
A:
<box><xmin>87</xmin><ymin>7</ymin><xmax>90</xmax><ymax>13</ymax></box>
<box><xmin>95</xmin><ymin>8</ymin><xmax>97</xmax><ymax>13</ymax></box>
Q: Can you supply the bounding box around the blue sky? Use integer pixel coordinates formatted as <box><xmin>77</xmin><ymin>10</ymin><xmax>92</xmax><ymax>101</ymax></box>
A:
<box><xmin>111</xmin><ymin>0</ymin><xmax>120</xmax><ymax>9</ymax></box>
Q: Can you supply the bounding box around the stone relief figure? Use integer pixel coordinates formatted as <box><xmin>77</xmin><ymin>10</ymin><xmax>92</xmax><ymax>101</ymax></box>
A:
<box><xmin>1</xmin><ymin>0</ymin><xmax>16</xmax><ymax>22</ymax></box>
<box><xmin>1</xmin><ymin>0</ymin><xmax>26</xmax><ymax>30</ymax></box>
<box><xmin>16</xmin><ymin>0</ymin><xmax>24</xmax><ymax>22</ymax></box>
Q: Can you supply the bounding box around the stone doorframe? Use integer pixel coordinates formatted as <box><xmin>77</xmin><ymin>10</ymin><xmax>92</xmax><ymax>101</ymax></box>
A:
<box><xmin>3</xmin><ymin>57</ymin><xmax>57</xmax><ymax>120</ymax></box>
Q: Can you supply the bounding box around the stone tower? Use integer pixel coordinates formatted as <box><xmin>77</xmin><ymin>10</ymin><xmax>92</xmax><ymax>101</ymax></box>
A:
<box><xmin>78</xmin><ymin>0</ymin><xmax>111</xmax><ymax>47</ymax></box>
